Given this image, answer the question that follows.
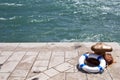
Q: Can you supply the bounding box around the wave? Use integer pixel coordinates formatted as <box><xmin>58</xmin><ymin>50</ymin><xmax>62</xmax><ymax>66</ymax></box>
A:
<box><xmin>60</xmin><ymin>34</ymin><xmax>103</xmax><ymax>42</ymax></box>
<box><xmin>30</xmin><ymin>18</ymin><xmax>54</xmax><ymax>23</ymax></box>
<box><xmin>0</xmin><ymin>18</ymin><xmax>7</xmax><ymax>21</ymax></box>
<box><xmin>0</xmin><ymin>3</ymin><xmax>23</xmax><ymax>7</ymax></box>
<box><xmin>82</xmin><ymin>34</ymin><xmax>102</xmax><ymax>42</ymax></box>
<box><xmin>60</xmin><ymin>39</ymin><xmax>80</xmax><ymax>42</ymax></box>
<box><xmin>0</xmin><ymin>16</ymin><xmax>22</xmax><ymax>21</ymax></box>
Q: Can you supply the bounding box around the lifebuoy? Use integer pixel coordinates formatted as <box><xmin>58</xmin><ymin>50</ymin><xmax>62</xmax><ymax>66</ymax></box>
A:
<box><xmin>79</xmin><ymin>53</ymin><xmax>106</xmax><ymax>73</ymax></box>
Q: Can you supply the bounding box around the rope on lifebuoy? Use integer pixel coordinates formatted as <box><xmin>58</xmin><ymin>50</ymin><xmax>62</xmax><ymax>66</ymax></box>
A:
<box><xmin>79</xmin><ymin>53</ymin><xmax>106</xmax><ymax>73</ymax></box>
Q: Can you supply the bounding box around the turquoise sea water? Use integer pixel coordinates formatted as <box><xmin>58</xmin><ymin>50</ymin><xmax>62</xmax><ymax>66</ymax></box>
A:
<box><xmin>0</xmin><ymin>0</ymin><xmax>120</xmax><ymax>42</ymax></box>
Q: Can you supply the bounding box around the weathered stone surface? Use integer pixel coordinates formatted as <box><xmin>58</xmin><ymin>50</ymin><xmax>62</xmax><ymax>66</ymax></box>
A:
<box><xmin>65</xmin><ymin>51</ymin><xmax>78</xmax><ymax>59</ymax></box>
<box><xmin>18</xmin><ymin>43</ymin><xmax>47</xmax><ymax>48</ymax></box>
<box><xmin>16</xmin><ymin>55</ymin><xmax>36</xmax><ymax>70</ymax></box>
<box><xmin>81</xmin><ymin>42</ymin><xmax>95</xmax><ymax>48</ymax></box>
<box><xmin>32</xmin><ymin>66</ymin><xmax>47</xmax><ymax>72</ymax></box>
<box><xmin>78</xmin><ymin>46</ymin><xmax>92</xmax><ymax>56</ymax></box>
<box><xmin>52</xmin><ymin>51</ymin><xmax>64</xmax><ymax>56</ymax></box>
<box><xmin>65</xmin><ymin>67</ymin><xmax>74</xmax><ymax>72</ymax></box>
<box><xmin>74</xmin><ymin>65</ymin><xmax>78</xmax><ymax>72</ymax></box>
<box><xmin>44</xmin><ymin>68</ymin><xmax>59</xmax><ymax>77</ymax></box>
<box><xmin>34</xmin><ymin>60</ymin><xmax>49</xmax><ymax>67</ymax></box>
<box><xmin>54</xmin><ymin>62</ymin><xmax>73</xmax><ymax>72</ymax></box>
<box><xmin>67</xmin><ymin>57</ymin><xmax>79</xmax><ymax>66</ymax></box>
<box><xmin>0</xmin><ymin>73</ymin><xmax>10</xmax><ymax>80</ymax></box>
<box><xmin>26</xmin><ymin>51</ymin><xmax>39</xmax><ymax>56</ymax></box>
<box><xmin>47</xmin><ymin>42</ymin><xmax>75</xmax><ymax>48</ymax></box>
<box><xmin>105</xmin><ymin>43</ymin><xmax>120</xmax><ymax>80</ymax></box>
<box><xmin>0</xmin><ymin>55</ymin><xmax>10</xmax><ymax>64</ymax></box>
<box><xmin>37</xmin><ymin>51</ymin><xmax>51</xmax><ymax>60</ymax></box>
<box><xmin>48</xmin><ymin>73</ymin><xmax>65</xmax><ymax>80</ymax></box>
<box><xmin>27</xmin><ymin>67</ymin><xmax>47</xmax><ymax>78</ymax></box>
<box><xmin>8</xmin><ymin>55</ymin><xmax>23</xmax><ymax>61</ymax></box>
<box><xmin>0</xmin><ymin>43</ymin><xmax>19</xmax><ymax>51</ymax></box>
<box><xmin>8</xmin><ymin>51</ymin><xmax>26</xmax><ymax>61</ymax></box>
<box><xmin>0</xmin><ymin>61</ymin><xmax>18</xmax><ymax>73</ymax></box>
<box><xmin>10</xmin><ymin>69</ymin><xmax>29</xmax><ymax>77</ymax></box>
<box><xmin>66</xmin><ymin>72</ymin><xmax>87</xmax><ymax>80</ymax></box>
<box><xmin>8</xmin><ymin>77</ymin><xmax>25</xmax><ymax>80</ymax></box>
<box><xmin>0</xmin><ymin>51</ymin><xmax>2</xmax><ymax>54</ymax></box>
<box><xmin>0</xmin><ymin>42</ymin><xmax>119</xmax><ymax>80</ymax></box>
<box><xmin>87</xmin><ymin>69</ymin><xmax>112</xmax><ymax>80</ymax></box>
<box><xmin>27</xmin><ymin>71</ymin><xmax>40</xmax><ymax>79</ymax></box>
<box><xmin>107</xmin><ymin>63</ymin><xmax>120</xmax><ymax>80</ymax></box>
<box><xmin>0</xmin><ymin>51</ymin><xmax>13</xmax><ymax>55</ymax></box>
<box><xmin>49</xmin><ymin>53</ymin><xmax>64</xmax><ymax>68</ymax></box>
<box><xmin>27</xmin><ymin>73</ymin><xmax>49</xmax><ymax>80</ymax></box>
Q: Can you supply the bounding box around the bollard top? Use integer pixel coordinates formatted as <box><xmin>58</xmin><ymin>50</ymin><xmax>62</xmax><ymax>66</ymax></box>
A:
<box><xmin>91</xmin><ymin>42</ymin><xmax>113</xmax><ymax>53</ymax></box>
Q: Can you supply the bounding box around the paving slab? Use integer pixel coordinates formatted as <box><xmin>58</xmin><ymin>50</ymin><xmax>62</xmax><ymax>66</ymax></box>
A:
<box><xmin>8</xmin><ymin>51</ymin><xmax>26</xmax><ymax>61</ymax></box>
<box><xmin>66</xmin><ymin>72</ymin><xmax>87</xmax><ymax>80</ymax></box>
<box><xmin>65</xmin><ymin>51</ymin><xmax>78</xmax><ymax>59</ymax></box>
<box><xmin>48</xmin><ymin>73</ymin><xmax>65</xmax><ymax>80</ymax></box>
<box><xmin>16</xmin><ymin>55</ymin><xmax>36</xmax><ymax>70</ymax></box>
<box><xmin>31</xmin><ymin>66</ymin><xmax>47</xmax><ymax>72</ymax></box>
<box><xmin>44</xmin><ymin>68</ymin><xmax>59</xmax><ymax>77</ymax></box>
<box><xmin>27</xmin><ymin>73</ymin><xmax>49</xmax><ymax>80</ymax></box>
<box><xmin>52</xmin><ymin>51</ymin><xmax>64</xmax><ymax>56</ymax></box>
<box><xmin>54</xmin><ymin>62</ymin><xmax>73</xmax><ymax>72</ymax></box>
<box><xmin>0</xmin><ymin>73</ymin><xmax>10</xmax><ymax>80</ymax></box>
<box><xmin>33</xmin><ymin>60</ymin><xmax>49</xmax><ymax>67</ymax></box>
<box><xmin>37</xmin><ymin>51</ymin><xmax>51</xmax><ymax>60</ymax></box>
<box><xmin>65</xmin><ymin>67</ymin><xmax>74</xmax><ymax>72</ymax></box>
<box><xmin>87</xmin><ymin>69</ymin><xmax>112</xmax><ymax>80</ymax></box>
<box><xmin>18</xmin><ymin>43</ymin><xmax>47</xmax><ymax>48</ymax></box>
<box><xmin>8</xmin><ymin>77</ymin><xmax>25</xmax><ymax>80</ymax></box>
<box><xmin>10</xmin><ymin>69</ymin><xmax>29</xmax><ymax>77</ymax></box>
<box><xmin>0</xmin><ymin>61</ymin><xmax>18</xmax><ymax>73</ymax></box>
<box><xmin>49</xmin><ymin>51</ymin><xmax>64</xmax><ymax>68</ymax></box>
<box><xmin>0</xmin><ymin>55</ymin><xmax>10</xmax><ymax>64</ymax></box>
<box><xmin>0</xmin><ymin>43</ymin><xmax>19</xmax><ymax>51</ymax></box>
<box><xmin>26</xmin><ymin>51</ymin><xmax>39</xmax><ymax>56</ymax></box>
<box><xmin>0</xmin><ymin>51</ymin><xmax>14</xmax><ymax>56</ymax></box>
<box><xmin>67</xmin><ymin>56</ymin><xmax>79</xmax><ymax>66</ymax></box>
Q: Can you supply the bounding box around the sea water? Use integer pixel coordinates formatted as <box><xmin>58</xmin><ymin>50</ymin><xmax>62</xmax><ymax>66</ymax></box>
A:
<box><xmin>0</xmin><ymin>0</ymin><xmax>120</xmax><ymax>42</ymax></box>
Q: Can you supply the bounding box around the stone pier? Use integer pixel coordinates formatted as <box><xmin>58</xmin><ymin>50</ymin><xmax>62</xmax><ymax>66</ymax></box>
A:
<box><xmin>0</xmin><ymin>42</ymin><xmax>120</xmax><ymax>80</ymax></box>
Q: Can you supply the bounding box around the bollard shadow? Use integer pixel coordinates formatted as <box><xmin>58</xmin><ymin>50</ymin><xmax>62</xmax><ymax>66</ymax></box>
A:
<box><xmin>32</xmin><ymin>78</ymin><xmax>39</xmax><ymax>80</ymax></box>
<box><xmin>0</xmin><ymin>64</ymin><xmax>3</xmax><ymax>69</ymax></box>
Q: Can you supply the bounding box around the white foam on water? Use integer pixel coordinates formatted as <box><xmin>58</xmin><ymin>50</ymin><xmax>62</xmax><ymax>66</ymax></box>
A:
<box><xmin>83</xmin><ymin>34</ymin><xmax>102</xmax><ymax>42</ymax></box>
<box><xmin>100</xmin><ymin>6</ymin><xmax>111</xmax><ymax>11</ymax></box>
<box><xmin>60</xmin><ymin>38</ymin><xmax>82</xmax><ymax>42</ymax></box>
<box><xmin>30</xmin><ymin>17</ymin><xmax>54</xmax><ymax>23</ymax></box>
<box><xmin>30</xmin><ymin>19</ymin><xmax>44</xmax><ymax>23</ymax></box>
<box><xmin>0</xmin><ymin>16</ymin><xmax>22</xmax><ymax>21</ymax></box>
<box><xmin>60</xmin><ymin>34</ymin><xmax>103</xmax><ymax>42</ymax></box>
<box><xmin>0</xmin><ymin>3</ymin><xmax>23</xmax><ymax>7</ymax></box>
<box><xmin>9</xmin><ymin>16</ymin><xmax>16</xmax><ymax>20</ymax></box>
<box><xmin>0</xmin><ymin>18</ymin><xmax>7</xmax><ymax>21</ymax></box>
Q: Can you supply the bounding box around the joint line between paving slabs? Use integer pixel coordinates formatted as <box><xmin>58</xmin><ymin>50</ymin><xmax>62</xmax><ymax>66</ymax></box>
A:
<box><xmin>13</xmin><ymin>43</ymin><xmax>21</xmax><ymax>51</ymax></box>
<box><xmin>65</xmin><ymin>72</ymin><xmax>67</xmax><ymax>80</ymax></box>
<box><xmin>47</xmin><ymin>51</ymin><xmax>52</xmax><ymax>69</ymax></box>
<box><xmin>64</xmin><ymin>51</ymin><xmax>65</xmax><ymax>63</ymax></box>
<box><xmin>106</xmin><ymin>68</ymin><xmax>114</xmax><ymax>80</ymax></box>
<box><xmin>25</xmin><ymin>50</ymin><xmax>41</xmax><ymax>79</ymax></box>
<box><xmin>86</xmin><ymin>73</ymin><xmax>88</xmax><ymax>80</ymax></box>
